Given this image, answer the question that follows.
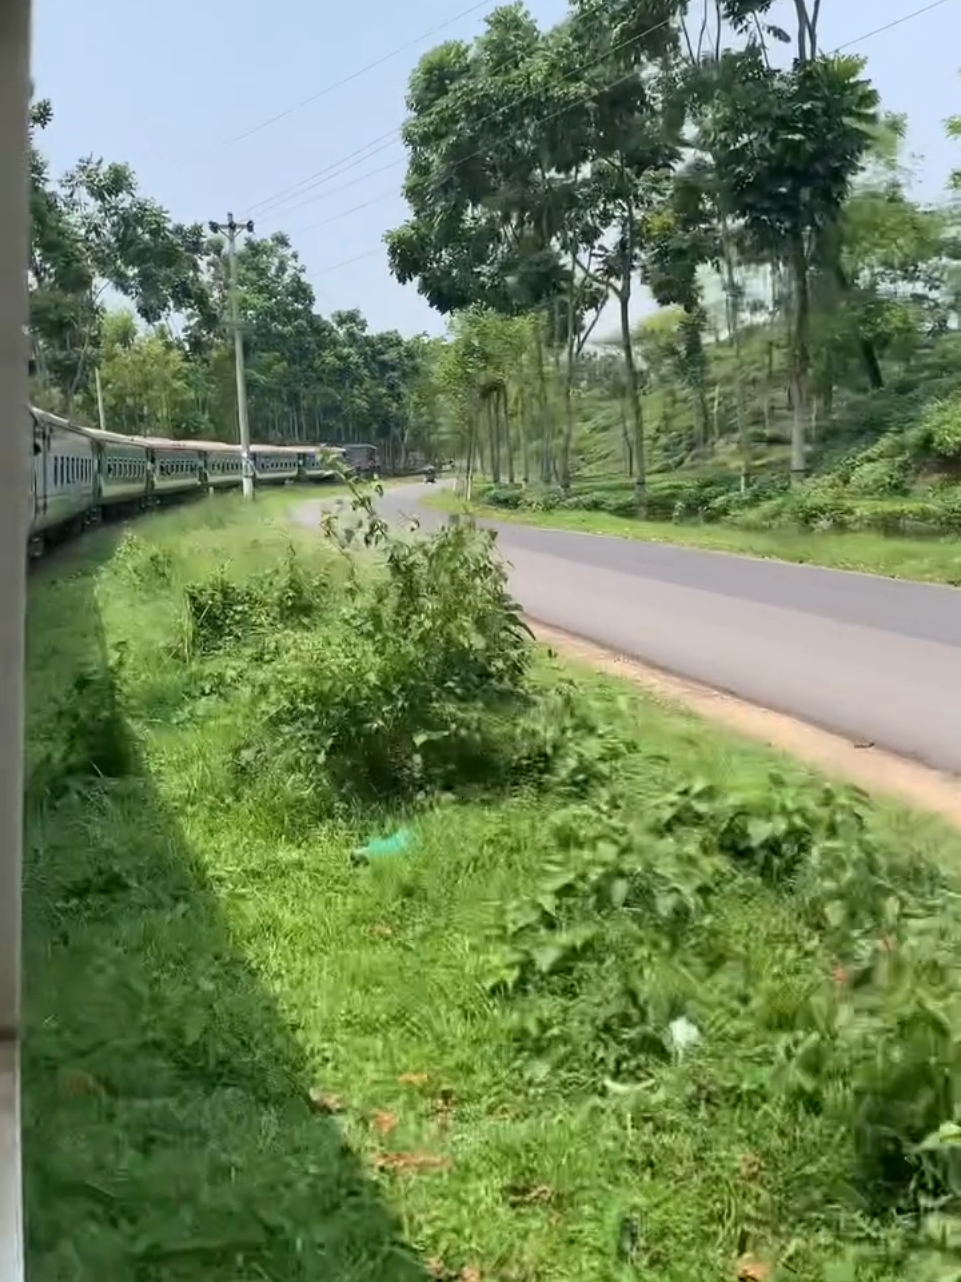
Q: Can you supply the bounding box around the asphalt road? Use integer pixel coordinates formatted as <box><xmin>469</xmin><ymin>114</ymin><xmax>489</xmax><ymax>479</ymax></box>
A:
<box><xmin>301</xmin><ymin>483</ymin><xmax>961</xmax><ymax>774</ymax></box>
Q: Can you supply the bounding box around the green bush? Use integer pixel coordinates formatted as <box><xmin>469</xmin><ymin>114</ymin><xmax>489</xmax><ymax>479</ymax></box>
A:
<box><xmin>112</xmin><ymin>529</ymin><xmax>174</xmax><ymax>588</ymax></box>
<box><xmin>180</xmin><ymin>544</ymin><xmax>330</xmax><ymax>656</ymax></box>
<box><xmin>730</xmin><ymin>488</ymin><xmax>961</xmax><ymax>537</ymax></box>
<box><xmin>487</xmin><ymin>751</ymin><xmax>961</xmax><ymax>1233</ymax></box>
<box><xmin>234</xmin><ymin>518</ymin><xmax>571</xmax><ymax>815</ymax></box>
<box><xmin>919</xmin><ymin>396</ymin><xmax>961</xmax><ymax>460</ymax></box>
<box><xmin>483</xmin><ymin>483</ymin><xmax>525</xmax><ymax>509</ymax></box>
<box><xmin>31</xmin><ymin>652</ymin><xmax>135</xmax><ymax>797</ymax></box>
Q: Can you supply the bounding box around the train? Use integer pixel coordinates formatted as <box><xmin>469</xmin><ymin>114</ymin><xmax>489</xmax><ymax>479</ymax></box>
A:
<box><xmin>27</xmin><ymin>405</ymin><xmax>379</xmax><ymax>557</ymax></box>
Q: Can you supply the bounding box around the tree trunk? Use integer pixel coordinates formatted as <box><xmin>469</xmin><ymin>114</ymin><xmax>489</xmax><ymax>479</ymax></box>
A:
<box><xmin>789</xmin><ymin>232</ymin><xmax>811</xmax><ymax>483</ymax></box>
<box><xmin>502</xmin><ymin>388</ymin><xmax>515</xmax><ymax>484</ymax></box>
<box><xmin>617</xmin><ymin>287</ymin><xmax>646</xmax><ymax>503</ymax></box>
<box><xmin>720</xmin><ymin>226</ymin><xmax>750</xmax><ymax>488</ymax></box>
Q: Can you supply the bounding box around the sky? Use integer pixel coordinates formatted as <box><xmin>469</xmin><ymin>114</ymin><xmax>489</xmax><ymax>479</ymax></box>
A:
<box><xmin>31</xmin><ymin>0</ymin><xmax>961</xmax><ymax>341</ymax></box>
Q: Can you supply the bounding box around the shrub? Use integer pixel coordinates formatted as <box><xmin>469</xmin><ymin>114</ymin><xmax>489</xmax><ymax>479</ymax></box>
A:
<box><xmin>180</xmin><ymin>544</ymin><xmax>330</xmax><ymax>657</ymax></box>
<box><xmin>483</xmin><ymin>483</ymin><xmax>524</xmax><ymax>509</ymax></box>
<box><xmin>31</xmin><ymin>650</ymin><xmax>135</xmax><ymax>796</ymax></box>
<box><xmin>112</xmin><ymin>529</ymin><xmax>174</xmax><ymax>588</ymax></box>
<box><xmin>923</xmin><ymin>397</ymin><xmax>961</xmax><ymax>460</ymax></box>
<box><xmin>235</xmin><ymin>519</ymin><xmax>552</xmax><ymax>813</ymax></box>
<box><xmin>487</xmin><ymin>753</ymin><xmax>961</xmax><ymax>1231</ymax></box>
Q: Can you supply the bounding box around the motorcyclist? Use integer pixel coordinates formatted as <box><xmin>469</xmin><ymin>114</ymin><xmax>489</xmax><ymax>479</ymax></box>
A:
<box><xmin>424</xmin><ymin>463</ymin><xmax>436</xmax><ymax>484</ymax></box>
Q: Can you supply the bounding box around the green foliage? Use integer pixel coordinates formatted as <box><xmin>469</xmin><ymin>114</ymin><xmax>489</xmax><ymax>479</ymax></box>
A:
<box><xmin>31</xmin><ymin>653</ymin><xmax>134</xmax><ymax>797</ymax></box>
<box><xmin>487</xmin><ymin>729</ymin><xmax>961</xmax><ymax>1267</ymax></box>
<box><xmin>919</xmin><ymin>397</ymin><xmax>961</xmax><ymax>461</ymax></box>
<box><xmin>28</xmin><ymin>104</ymin><xmax>431</xmax><ymax>463</ymax></box>
<box><xmin>234</xmin><ymin>517</ymin><xmax>554</xmax><ymax>814</ymax></box>
<box><xmin>180</xmin><ymin>544</ymin><xmax>329</xmax><ymax>657</ymax></box>
<box><xmin>112</xmin><ymin>528</ymin><xmax>174</xmax><ymax>588</ymax></box>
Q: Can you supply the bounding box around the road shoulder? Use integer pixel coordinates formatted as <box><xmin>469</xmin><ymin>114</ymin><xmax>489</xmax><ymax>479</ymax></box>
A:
<box><xmin>530</xmin><ymin>618</ymin><xmax>961</xmax><ymax>829</ymax></box>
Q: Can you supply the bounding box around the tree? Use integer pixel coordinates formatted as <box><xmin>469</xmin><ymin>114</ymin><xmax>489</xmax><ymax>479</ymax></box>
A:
<box><xmin>28</xmin><ymin>100</ymin><xmax>429</xmax><ymax>456</ymax></box>
<box><xmin>28</xmin><ymin>100</ymin><xmax>210</xmax><ymax>410</ymax></box>
<box><xmin>704</xmin><ymin>50</ymin><xmax>879</xmax><ymax>478</ymax></box>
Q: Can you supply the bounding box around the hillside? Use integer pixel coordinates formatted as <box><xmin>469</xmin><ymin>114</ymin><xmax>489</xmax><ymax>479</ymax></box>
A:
<box><xmin>472</xmin><ymin>321</ymin><xmax>961</xmax><ymax>544</ymax></box>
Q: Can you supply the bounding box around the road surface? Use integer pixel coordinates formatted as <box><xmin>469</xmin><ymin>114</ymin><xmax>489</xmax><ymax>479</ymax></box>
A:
<box><xmin>301</xmin><ymin>483</ymin><xmax>961</xmax><ymax>775</ymax></box>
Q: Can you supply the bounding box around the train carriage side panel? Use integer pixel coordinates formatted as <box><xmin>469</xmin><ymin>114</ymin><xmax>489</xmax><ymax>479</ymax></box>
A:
<box><xmin>84</xmin><ymin>426</ymin><xmax>150</xmax><ymax>508</ymax></box>
<box><xmin>134</xmin><ymin>438</ymin><xmax>205</xmax><ymax>497</ymax></box>
<box><xmin>298</xmin><ymin>445</ymin><xmax>343</xmax><ymax>482</ymax></box>
<box><xmin>30</xmin><ymin>409</ymin><xmax>97</xmax><ymax>535</ymax></box>
<box><xmin>251</xmin><ymin>444</ymin><xmax>299</xmax><ymax>485</ymax></box>
<box><xmin>201</xmin><ymin>442</ymin><xmax>244</xmax><ymax>489</ymax></box>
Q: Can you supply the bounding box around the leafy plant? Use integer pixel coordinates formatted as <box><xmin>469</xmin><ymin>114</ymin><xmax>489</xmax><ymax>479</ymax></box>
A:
<box><xmin>179</xmin><ymin>544</ymin><xmax>330</xmax><ymax>658</ymax></box>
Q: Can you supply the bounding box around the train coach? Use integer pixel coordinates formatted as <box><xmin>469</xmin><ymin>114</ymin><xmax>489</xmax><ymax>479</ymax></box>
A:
<box><xmin>26</xmin><ymin>405</ymin><xmax>377</xmax><ymax>558</ymax></box>
<box><xmin>84</xmin><ymin>425</ymin><xmax>151</xmax><ymax>514</ymax></box>
<box><xmin>147</xmin><ymin>437</ymin><xmax>206</xmax><ymax>499</ymax></box>
<box><xmin>28</xmin><ymin>408</ymin><xmax>233</xmax><ymax>556</ymax></box>
<box><xmin>202</xmin><ymin>440</ymin><xmax>245</xmax><ymax>490</ymax></box>
<box><xmin>29</xmin><ymin>408</ymin><xmax>99</xmax><ymax>556</ymax></box>
<box><xmin>250</xmin><ymin>444</ymin><xmax>301</xmax><ymax>486</ymax></box>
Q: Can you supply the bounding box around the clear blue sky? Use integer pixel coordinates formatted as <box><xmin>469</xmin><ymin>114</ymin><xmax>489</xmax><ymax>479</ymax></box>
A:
<box><xmin>32</xmin><ymin>0</ymin><xmax>961</xmax><ymax>339</ymax></box>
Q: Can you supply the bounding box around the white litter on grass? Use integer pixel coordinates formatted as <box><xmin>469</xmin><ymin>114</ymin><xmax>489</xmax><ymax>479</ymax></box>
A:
<box><xmin>668</xmin><ymin>1016</ymin><xmax>701</xmax><ymax>1059</ymax></box>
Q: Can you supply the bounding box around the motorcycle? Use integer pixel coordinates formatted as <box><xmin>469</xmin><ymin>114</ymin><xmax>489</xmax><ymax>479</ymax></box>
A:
<box><xmin>424</xmin><ymin>466</ymin><xmax>436</xmax><ymax>484</ymax></box>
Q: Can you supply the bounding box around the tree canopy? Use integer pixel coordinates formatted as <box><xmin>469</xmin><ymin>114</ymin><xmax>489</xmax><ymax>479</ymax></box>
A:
<box><xmin>384</xmin><ymin>0</ymin><xmax>960</xmax><ymax>497</ymax></box>
<box><xmin>28</xmin><ymin>99</ymin><xmax>430</xmax><ymax>465</ymax></box>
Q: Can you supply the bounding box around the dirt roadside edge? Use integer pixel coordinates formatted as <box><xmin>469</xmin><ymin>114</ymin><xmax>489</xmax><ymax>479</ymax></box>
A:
<box><xmin>527</xmin><ymin>617</ymin><xmax>961</xmax><ymax>829</ymax></box>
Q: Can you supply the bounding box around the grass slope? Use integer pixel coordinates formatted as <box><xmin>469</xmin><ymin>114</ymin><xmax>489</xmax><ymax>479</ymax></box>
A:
<box><xmin>424</xmin><ymin>488</ymin><xmax>961</xmax><ymax>584</ymax></box>
<box><xmin>22</xmin><ymin>489</ymin><xmax>961</xmax><ymax>1281</ymax></box>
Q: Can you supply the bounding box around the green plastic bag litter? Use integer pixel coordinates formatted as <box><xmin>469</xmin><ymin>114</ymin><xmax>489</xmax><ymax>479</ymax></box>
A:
<box><xmin>352</xmin><ymin>827</ymin><xmax>416</xmax><ymax>863</ymax></box>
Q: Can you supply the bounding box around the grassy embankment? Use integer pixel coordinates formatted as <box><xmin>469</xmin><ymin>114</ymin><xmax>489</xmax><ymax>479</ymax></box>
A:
<box><xmin>423</xmin><ymin>485</ymin><xmax>961</xmax><ymax>585</ymax></box>
<box><xmin>23</xmin><ymin>485</ymin><xmax>961</xmax><ymax>1281</ymax></box>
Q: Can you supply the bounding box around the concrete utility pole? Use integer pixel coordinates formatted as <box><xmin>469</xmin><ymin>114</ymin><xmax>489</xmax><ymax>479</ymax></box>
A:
<box><xmin>209</xmin><ymin>212</ymin><xmax>255</xmax><ymax>499</ymax></box>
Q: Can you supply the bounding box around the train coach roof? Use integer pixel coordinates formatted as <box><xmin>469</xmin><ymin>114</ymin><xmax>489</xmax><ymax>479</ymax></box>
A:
<box><xmin>82</xmin><ymin>426</ymin><xmax>150</xmax><ymax>447</ymax></box>
<box><xmin>30</xmin><ymin>406</ymin><xmax>86</xmax><ymax>433</ymax></box>
<box><xmin>128</xmin><ymin>436</ymin><xmax>204</xmax><ymax>450</ymax></box>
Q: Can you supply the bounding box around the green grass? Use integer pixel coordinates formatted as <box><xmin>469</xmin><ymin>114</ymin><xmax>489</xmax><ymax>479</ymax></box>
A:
<box><xmin>424</xmin><ymin>488</ymin><xmax>961</xmax><ymax>585</ymax></box>
<box><xmin>22</xmin><ymin>492</ymin><xmax>961</xmax><ymax>1280</ymax></box>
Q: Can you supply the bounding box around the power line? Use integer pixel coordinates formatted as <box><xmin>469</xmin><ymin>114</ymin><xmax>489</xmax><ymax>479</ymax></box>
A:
<box><xmin>289</xmin><ymin>186</ymin><xmax>398</xmax><ymax>238</ymax></box>
<box><xmin>312</xmin><ymin>248</ymin><xmax>384</xmax><ymax>277</ymax></box>
<box><xmin>244</xmin><ymin>144</ymin><xmax>407</xmax><ymax>221</ymax></box>
<box><xmin>240</xmin><ymin>10</ymin><xmax>680</xmax><ymax>224</ymax></box>
<box><xmin>186</xmin><ymin>0</ymin><xmax>496</xmax><ymax>174</ymax></box>
<box><xmin>308</xmin><ymin>0</ymin><xmax>953</xmax><ymax>280</ymax></box>
<box><xmin>252</xmin><ymin>157</ymin><xmax>402</xmax><ymax>230</ymax></box>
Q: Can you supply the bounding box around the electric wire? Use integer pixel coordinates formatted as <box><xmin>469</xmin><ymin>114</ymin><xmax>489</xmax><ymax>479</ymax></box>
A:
<box><xmin>307</xmin><ymin>0</ymin><xmax>953</xmax><ymax>280</ymax></box>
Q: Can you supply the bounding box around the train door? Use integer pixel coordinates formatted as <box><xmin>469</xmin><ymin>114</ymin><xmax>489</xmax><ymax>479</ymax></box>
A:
<box><xmin>32</xmin><ymin>415</ymin><xmax>47</xmax><ymax>526</ymax></box>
